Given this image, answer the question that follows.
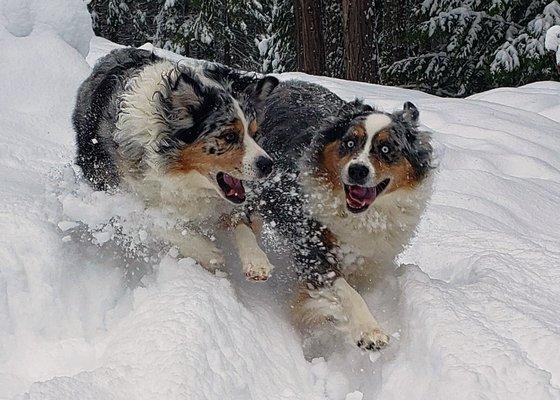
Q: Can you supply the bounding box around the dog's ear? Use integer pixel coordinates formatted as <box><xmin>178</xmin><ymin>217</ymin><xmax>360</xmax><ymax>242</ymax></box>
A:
<box><xmin>402</xmin><ymin>101</ymin><xmax>419</xmax><ymax>123</ymax></box>
<box><xmin>253</xmin><ymin>76</ymin><xmax>279</xmax><ymax>102</ymax></box>
<box><xmin>171</xmin><ymin>70</ymin><xmax>205</xmax><ymax>110</ymax></box>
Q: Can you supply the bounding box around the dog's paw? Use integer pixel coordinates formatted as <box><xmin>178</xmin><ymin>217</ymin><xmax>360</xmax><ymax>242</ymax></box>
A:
<box><xmin>244</xmin><ymin>260</ymin><xmax>273</xmax><ymax>282</ymax></box>
<box><xmin>196</xmin><ymin>248</ymin><xmax>226</xmax><ymax>271</ymax></box>
<box><xmin>356</xmin><ymin>329</ymin><xmax>390</xmax><ymax>351</ymax></box>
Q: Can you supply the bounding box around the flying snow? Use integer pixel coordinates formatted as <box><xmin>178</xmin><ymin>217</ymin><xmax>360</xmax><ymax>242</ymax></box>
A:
<box><xmin>1</xmin><ymin>1</ymin><xmax>560</xmax><ymax>399</ymax></box>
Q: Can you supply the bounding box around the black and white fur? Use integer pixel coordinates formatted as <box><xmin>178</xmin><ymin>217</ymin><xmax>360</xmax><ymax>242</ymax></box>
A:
<box><xmin>251</xmin><ymin>81</ymin><xmax>433</xmax><ymax>350</ymax></box>
<box><xmin>73</xmin><ymin>48</ymin><xmax>279</xmax><ymax>280</ymax></box>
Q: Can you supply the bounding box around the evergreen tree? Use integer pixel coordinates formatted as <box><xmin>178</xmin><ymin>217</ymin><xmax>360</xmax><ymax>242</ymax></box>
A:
<box><xmin>385</xmin><ymin>0</ymin><xmax>560</xmax><ymax>96</ymax></box>
<box><xmin>88</xmin><ymin>0</ymin><xmax>277</xmax><ymax>72</ymax></box>
<box><xmin>88</xmin><ymin>0</ymin><xmax>559</xmax><ymax>96</ymax></box>
<box><xmin>152</xmin><ymin>0</ymin><xmax>265</xmax><ymax>70</ymax></box>
<box><xmin>89</xmin><ymin>0</ymin><xmax>153</xmax><ymax>47</ymax></box>
<box><xmin>491</xmin><ymin>1</ymin><xmax>560</xmax><ymax>86</ymax></box>
<box><xmin>257</xmin><ymin>0</ymin><xmax>296</xmax><ymax>73</ymax></box>
<box><xmin>322</xmin><ymin>0</ymin><xmax>345</xmax><ymax>77</ymax></box>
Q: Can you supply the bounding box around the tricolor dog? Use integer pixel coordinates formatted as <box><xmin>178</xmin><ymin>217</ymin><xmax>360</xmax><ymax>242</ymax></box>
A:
<box><xmin>252</xmin><ymin>81</ymin><xmax>433</xmax><ymax>350</ymax></box>
<box><xmin>73</xmin><ymin>48</ymin><xmax>279</xmax><ymax>280</ymax></box>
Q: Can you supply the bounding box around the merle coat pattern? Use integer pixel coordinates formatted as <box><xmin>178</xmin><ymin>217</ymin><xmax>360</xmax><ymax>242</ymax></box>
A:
<box><xmin>251</xmin><ymin>80</ymin><xmax>433</xmax><ymax>351</ymax></box>
<box><xmin>73</xmin><ymin>48</ymin><xmax>279</xmax><ymax>281</ymax></box>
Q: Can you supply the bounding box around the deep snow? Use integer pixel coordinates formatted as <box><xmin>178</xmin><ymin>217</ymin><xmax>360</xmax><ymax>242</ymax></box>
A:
<box><xmin>1</xmin><ymin>2</ymin><xmax>560</xmax><ymax>399</ymax></box>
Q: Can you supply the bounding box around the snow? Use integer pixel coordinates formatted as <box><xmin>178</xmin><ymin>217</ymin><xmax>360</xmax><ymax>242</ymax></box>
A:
<box><xmin>0</xmin><ymin>0</ymin><xmax>93</xmax><ymax>57</ymax></box>
<box><xmin>468</xmin><ymin>81</ymin><xmax>560</xmax><ymax>123</ymax></box>
<box><xmin>1</xmin><ymin>4</ymin><xmax>560</xmax><ymax>400</ymax></box>
<box><xmin>546</xmin><ymin>25</ymin><xmax>560</xmax><ymax>65</ymax></box>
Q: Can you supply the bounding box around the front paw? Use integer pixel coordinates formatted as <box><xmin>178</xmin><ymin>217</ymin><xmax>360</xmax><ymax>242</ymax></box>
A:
<box><xmin>355</xmin><ymin>328</ymin><xmax>390</xmax><ymax>351</ymax></box>
<box><xmin>196</xmin><ymin>248</ymin><xmax>226</xmax><ymax>271</ymax></box>
<box><xmin>244</xmin><ymin>259</ymin><xmax>273</xmax><ymax>282</ymax></box>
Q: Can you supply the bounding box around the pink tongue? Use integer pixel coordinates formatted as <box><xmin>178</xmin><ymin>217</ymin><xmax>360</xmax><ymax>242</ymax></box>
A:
<box><xmin>347</xmin><ymin>185</ymin><xmax>376</xmax><ymax>208</ymax></box>
<box><xmin>223</xmin><ymin>173</ymin><xmax>244</xmax><ymax>197</ymax></box>
<box><xmin>349</xmin><ymin>186</ymin><xmax>369</xmax><ymax>198</ymax></box>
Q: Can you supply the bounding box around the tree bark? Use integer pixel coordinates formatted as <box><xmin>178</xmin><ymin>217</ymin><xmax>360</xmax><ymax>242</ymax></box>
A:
<box><xmin>342</xmin><ymin>0</ymin><xmax>379</xmax><ymax>83</ymax></box>
<box><xmin>294</xmin><ymin>0</ymin><xmax>325</xmax><ymax>75</ymax></box>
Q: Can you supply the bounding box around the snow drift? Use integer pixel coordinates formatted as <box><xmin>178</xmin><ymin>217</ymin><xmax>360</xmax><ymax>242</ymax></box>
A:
<box><xmin>1</xmin><ymin>2</ymin><xmax>560</xmax><ymax>399</ymax></box>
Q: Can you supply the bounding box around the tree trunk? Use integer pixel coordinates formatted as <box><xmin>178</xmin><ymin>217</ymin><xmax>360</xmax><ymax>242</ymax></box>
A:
<box><xmin>342</xmin><ymin>0</ymin><xmax>378</xmax><ymax>83</ymax></box>
<box><xmin>294</xmin><ymin>0</ymin><xmax>325</xmax><ymax>75</ymax></box>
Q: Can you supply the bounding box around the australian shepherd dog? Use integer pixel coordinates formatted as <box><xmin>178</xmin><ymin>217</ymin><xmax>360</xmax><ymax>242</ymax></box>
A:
<box><xmin>251</xmin><ymin>81</ymin><xmax>433</xmax><ymax>351</ymax></box>
<box><xmin>73</xmin><ymin>48</ymin><xmax>279</xmax><ymax>280</ymax></box>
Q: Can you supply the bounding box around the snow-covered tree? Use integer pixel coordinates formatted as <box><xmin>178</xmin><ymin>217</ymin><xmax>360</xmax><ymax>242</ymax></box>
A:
<box><xmin>256</xmin><ymin>0</ymin><xmax>296</xmax><ymax>73</ymax></box>
<box><xmin>152</xmin><ymin>0</ymin><xmax>265</xmax><ymax>70</ymax></box>
<box><xmin>88</xmin><ymin>0</ymin><xmax>279</xmax><ymax>72</ymax></box>
<box><xmin>545</xmin><ymin>25</ymin><xmax>560</xmax><ymax>70</ymax></box>
<box><xmin>385</xmin><ymin>0</ymin><xmax>560</xmax><ymax>96</ymax></box>
<box><xmin>491</xmin><ymin>1</ymin><xmax>560</xmax><ymax>86</ymax></box>
<box><xmin>89</xmin><ymin>0</ymin><xmax>559</xmax><ymax>96</ymax></box>
<box><xmin>88</xmin><ymin>0</ymin><xmax>152</xmax><ymax>47</ymax></box>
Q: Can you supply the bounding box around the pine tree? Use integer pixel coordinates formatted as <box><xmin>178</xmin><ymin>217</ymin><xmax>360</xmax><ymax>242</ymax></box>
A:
<box><xmin>89</xmin><ymin>0</ymin><xmax>279</xmax><ymax>72</ymax></box>
<box><xmin>152</xmin><ymin>0</ymin><xmax>265</xmax><ymax>70</ymax></box>
<box><xmin>384</xmin><ymin>0</ymin><xmax>560</xmax><ymax>96</ymax></box>
<box><xmin>256</xmin><ymin>0</ymin><xmax>296</xmax><ymax>73</ymax></box>
<box><xmin>491</xmin><ymin>1</ymin><xmax>560</xmax><ymax>86</ymax></box>
<box><xmin>322</xmin><ymin>0</ymin><xmax>345</xmax><ymax>77</ymax></box>
<box><xmin>88</xmin><ymin>0</ymin><xmax>153</xmax><ymax>47</ymax></box>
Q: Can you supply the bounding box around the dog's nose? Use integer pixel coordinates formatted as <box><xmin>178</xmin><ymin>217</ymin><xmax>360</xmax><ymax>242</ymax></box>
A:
<box><xmin>256</xmin><ymin>156</ymin><xmax>273</xmax><ymax>178</ymax></box>
<box><xmin>348</xmin><ymin>163</ymin><xmax>369</xmax><ymax>184</ymax></box>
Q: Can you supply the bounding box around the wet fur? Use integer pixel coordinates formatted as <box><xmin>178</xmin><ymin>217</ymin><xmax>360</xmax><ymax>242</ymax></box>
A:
<box><xmin>73</xmin><ymin>48</ymin><xmax>279</xmax><ymax>277</ymax></box>
<box><xmin>252</xmin><ymin>81</ymin><xmax>433</xmax><ymax>350</ymax></box>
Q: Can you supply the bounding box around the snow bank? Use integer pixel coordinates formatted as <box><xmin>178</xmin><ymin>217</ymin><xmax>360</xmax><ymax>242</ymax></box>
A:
<box><xmin>0</xmin><ymin>0</ymin><xmax>93</xmax><ymax>56</ymax></box>
<box><xmin>468</xmin><ymin>81</ymin><xmax>560</xmax><ymax>122</ymax></box>
<box><xmin>15</xmin><ymin>258</ymin><xmax>319</xmax><ymax>400</ymax></box>
<box><xmin>1</xmin><ymin>19</ymin><xmax>560</xmax><ymax>400</ymax></box>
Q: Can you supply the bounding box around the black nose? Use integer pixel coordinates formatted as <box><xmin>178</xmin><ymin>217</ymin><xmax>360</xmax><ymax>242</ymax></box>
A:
<box><xmin>348</xmin><ymin>163</ymin><xmax>370</xmax><ymax>184</ymax></box>
<box><xmin>256</xmin><ymin>156</ymin><xmax>273</xmax><ymax>177</ymax></box>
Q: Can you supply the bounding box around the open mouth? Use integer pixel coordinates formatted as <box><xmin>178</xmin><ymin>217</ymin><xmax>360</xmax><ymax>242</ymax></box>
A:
<box><xmin>344</xmin><ymin>179</ymin><xmax>390</xmax><ymax>213</ymax></box>
<box><xmin>216</xmin><ymin>172</ymin><xmax>246</xmax><ymax>204</ymax></box>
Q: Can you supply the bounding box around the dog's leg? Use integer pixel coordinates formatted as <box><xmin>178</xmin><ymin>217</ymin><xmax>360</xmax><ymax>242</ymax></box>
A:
<box><xmin>234</xmin><ymin>221</ymin><xmax>274</xmax><ymax>281</ymax></box>
<box><xmin>159</xmin><ymin>227</ymin><xmax>225</xmax><ymax>272</ymax></box>
<box><xmin>294</xmin><ymin>278</ymin><xmax>389</xmax><ymax>351</ymax></box>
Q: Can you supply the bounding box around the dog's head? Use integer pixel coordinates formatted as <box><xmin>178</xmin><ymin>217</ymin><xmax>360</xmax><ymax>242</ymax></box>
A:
<box><xmin>161</xmin><ymin>66</ymin><xmax>279</xmax><ymax>204</ymax></box>
<box><xmin>310</xmin><ymin>101</ymin><xmax>433</xmax><ymax>213</ymax></box>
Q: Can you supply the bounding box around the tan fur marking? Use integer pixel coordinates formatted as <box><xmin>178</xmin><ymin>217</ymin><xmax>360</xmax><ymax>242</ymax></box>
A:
<box><xmin>372</xmin><ymin>156</ymin><xmax>420</xmax><ymax>192</ymax></box>
<box><xmin>318</xmin><ymin>140</ymin><xmax>350</xmax><ymax>190</ymax></box>
<box><xmin>169</xmin><ymin>143</ymin><xmax>245</xmax><ymax>176</ymax></box>
<box><xmin>249</xmin><ymin>120</ymin><xmax>258</xmax><ymax>136</ymax></box>
<box><xmin>292</xmin><ymin>284</ymin><xmax>328</xmax><ymax>330</ymax></box>
<box><xmin>353</xmin><ymin>123</ymin><xmax>367</xmax><ymax>138</ymax></box>
<box><xmin>229</xmin><ymin>118</ymin><xmax>244</xmax><ymax>135</ymax></box>
<box><xmin>321</xmin><ymin>227</ymin><xmax>339</xmax><ymax>250</ymax></box>
<box><xmin>374</xmin><ymin>129</ymin><xmax>391</xmax><ymax>142</ymax></box>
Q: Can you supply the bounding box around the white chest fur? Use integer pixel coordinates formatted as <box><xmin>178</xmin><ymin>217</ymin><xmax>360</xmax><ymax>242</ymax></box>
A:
<box><xmin>307</xmin><ymin>176</ymin><xmax>432</xmax><ymax>272</ymax></box>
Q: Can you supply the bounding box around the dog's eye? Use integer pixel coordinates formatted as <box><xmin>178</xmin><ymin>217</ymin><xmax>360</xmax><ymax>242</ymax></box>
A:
<box><xmin>224</xmin><ymin>132</ymin><xmax>238</xmax><ymax>144</ymax></box>
<box><xmin>346</xmin><ymin>140</ymin><xmax>355</xmax><ymax>148</ymax></box>
<box><xmin>378</xmin><ymin>142</ymin><xmax>397</xmax><ymax>162</ymax></box>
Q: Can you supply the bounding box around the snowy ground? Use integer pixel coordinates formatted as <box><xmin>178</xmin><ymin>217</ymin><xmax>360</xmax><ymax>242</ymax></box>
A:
<box><xmin>1</xmin><ymin>2</ymin><xmax>560</xmax><ymax>399</ymax></box>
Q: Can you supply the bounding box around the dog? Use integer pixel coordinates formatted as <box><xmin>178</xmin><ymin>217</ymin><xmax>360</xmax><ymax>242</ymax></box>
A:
<box><xmin>251</xmin><ymin>81</ymin><xmax>433</xmax><ymax>350</ymax></box>
<box><xmin>73</xmin><ymin>48</ymin><xmax>279</xmax><ymax>280</ymax></box>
